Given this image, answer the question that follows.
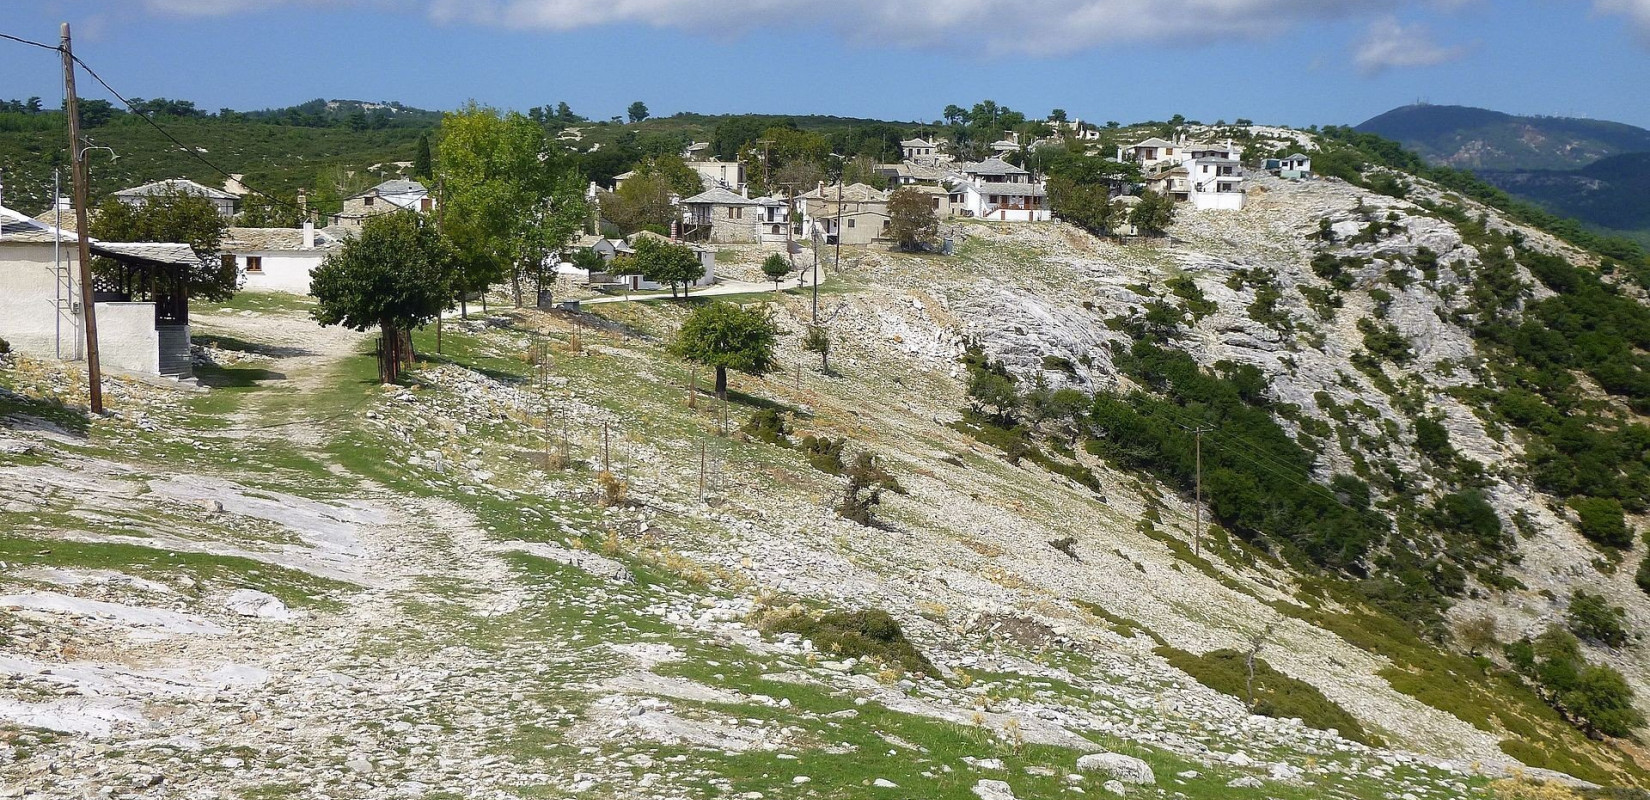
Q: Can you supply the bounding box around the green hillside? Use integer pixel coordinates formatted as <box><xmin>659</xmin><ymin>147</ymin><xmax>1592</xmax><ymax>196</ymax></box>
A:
<box><xmin>1356</xmin><ymin>103</ymin><xmax>1650</xmax><ymax>171</ymax></box>
<box><xmin>1479</xmin><ymin>152</ymin><xmax>1650</xmax><ymax>247</ymax></box>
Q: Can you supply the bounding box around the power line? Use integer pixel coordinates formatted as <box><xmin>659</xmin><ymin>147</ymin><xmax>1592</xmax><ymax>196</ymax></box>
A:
<box><xmin>0</xmin><ymin>31</ymin><xmax>58</xmax><ymax>52</ymax></box>
<box><xmin>66</xmin><ymin>53</ymin><xmax>384</xmax><ymax>223</ymax></box>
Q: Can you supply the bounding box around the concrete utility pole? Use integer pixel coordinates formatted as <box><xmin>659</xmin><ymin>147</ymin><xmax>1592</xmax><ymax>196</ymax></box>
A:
<box><xmin>62</xmin><ymin>23</ymin><xmax>103</xmax><ymax>415</ymax></box>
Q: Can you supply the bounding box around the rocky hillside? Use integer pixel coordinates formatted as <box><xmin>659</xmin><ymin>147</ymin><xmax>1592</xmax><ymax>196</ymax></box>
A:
<box><xmin>3</xmin><ymin>155</ymin><xmax>1650</xmax><ymax>798</ymax></box>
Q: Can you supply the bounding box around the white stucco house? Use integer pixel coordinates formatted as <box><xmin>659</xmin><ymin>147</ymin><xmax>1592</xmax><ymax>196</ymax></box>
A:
<box><xmin>114</xmin><ymin>179</ymin><xmax>240</xmax><ymax>218</ymax></box>
<box><xmin>1265</xmin><ymin>153</ymin><xmax>1313</xmax><ymax>178</ymax></box>
<box><xmin>945</xmin><ymin>157</ymin><xmax>1050</xmax><ymax>222</ymax></box>
<box><xmin>222</xmin><ymin>224</ymin><xmax>342</xmax><ymax>294</ymax></box>
<box><xmin>0</xmin><ymin>205</ymin><xmax>209</xmax><ymax>378</ymax></box>
<box><xmin>1185</xmin><ymin>156</ymin><xmax>1247</xmax><ymax>211</ymax></box>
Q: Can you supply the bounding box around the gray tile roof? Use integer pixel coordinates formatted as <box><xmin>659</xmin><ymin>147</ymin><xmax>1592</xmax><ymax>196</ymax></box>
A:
<box><xmin>956</xmin><ymin>157</ymin><xmax>1029</xmax><ymax>177</ymax></box>
<box><xmin>970</xmin><ymin>182</ymin><xmax>1046</xmax><ymax>198</ymax></box>
<box><xmin>2</xmin><ymin>205</ymin><xmax>78</xmax><ymax>243</ymax></box>
<box><xmin>114</xmin><ymin>179</ymin><xmax>239</xmax><ymax>201</ymax></box>
<box><xmin>682</xmin><ymin>187</ymin><xmax>759</xmax><ymax>206</ymax></box>
<box><xmin>223</xmin><ymin>227</ymin><xmax>340</xmax><ymax>252</ymax></box>
<box><xmin>347</xmin><ymin>180</ymin><xmax>428</xmax><ymax>200</ymax></box>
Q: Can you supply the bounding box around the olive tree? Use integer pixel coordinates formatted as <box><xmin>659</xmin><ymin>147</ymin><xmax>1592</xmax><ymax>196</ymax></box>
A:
<box><xmin>672</xmin><ymin>302</ymin><xmax>780</xmax><ymax>402</ymax></box>
<box><xmin>310</xmin><ymin>211</ymin><xmax>455</xmax><ymax>383</ymax></box>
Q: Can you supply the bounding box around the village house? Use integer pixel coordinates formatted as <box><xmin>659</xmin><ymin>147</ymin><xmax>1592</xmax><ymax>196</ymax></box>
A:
<box><xmin>331</xmin><ymin>179</ymin><xmax>433</xmax><ymax>228</ymax></box>
<box><xmin>754</xmin><ymin>196</ymin><xmax>794</xmax><ymax>244</ymax></box>
<box><xmin>945</xmin><ymin>157</ymin><xmax>1050</xmax><ymax>222</ymax></box>
<box><xmin>221</xmin><ymin>223</ymin><xmax>341</xmax><ymax>294</ymax></box>
<box><xmin>877</xmin><ymin>160</ymin><xmax>951</xmax><ymax>188</ymax></box>
<box><xmin>795</xmin><ymin>183</ymin><xmax>891</xmax><ymax>245</ymax></box>
<box><xmin>1122</xmin><ymin>137</ymin><xmax>1248</xmax><ymax>211</ymax></box>
<box><xmin>114</xmin><ymin>179</ymin><xmax>240</xmax><ymax>218</ymax></box>
<box><xmin>683</xmin><ymin>160</ymin><xmax>746</xmax><ymax>192</ymax></box>
<box><xmin>0</xmin><ymin>205</ymin><xmax>210</xmax><ymax>378</ymax></box>
<box><xmin>900</xmin><ymin>137</ymin><xmax>940</xmax><ymax>161</ymax></box>
<box><xmin>680</xmin><ymin>187</ymin><xmax>763</xmax><ymax>244</ymax></box>
<box><xmin>1264</xmin><ymin>153</ymin><xmax>1314</xmax><ymax>178</ymax></box>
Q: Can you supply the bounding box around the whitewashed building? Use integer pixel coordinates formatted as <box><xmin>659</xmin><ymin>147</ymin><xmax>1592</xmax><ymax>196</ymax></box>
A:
<box><xmin>222</xmin><ymin>224</ymin><xmax>342</xmax><ymax>294</ymax></box>
<box><xmin>0</xmin><ymin>205</ymin><xmax>208</xmax><ymax>378</ymax></box>
<box><xmin>945</xmin><ymin>157</ymin><xmax>1050</xmax><ymax>222</ymax></box>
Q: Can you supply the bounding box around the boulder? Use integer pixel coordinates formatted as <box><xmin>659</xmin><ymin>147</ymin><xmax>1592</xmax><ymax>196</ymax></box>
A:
<box><xmin>973</xmin><ymin>779</ymin><xmax>1017</xmax><ymax>800</ymax></box>
<box><xmin>1076</xmin><ymin>752</ymin><xmax>1155</xmax><ymax>785</ymax></box>
<box><xmin>224</xmin><ymin>589</ymin><xmax>291</xmax><ymax>620</ymax></box>
<box><xmin>1228</xmin><ymin>775</ymin><xmax>1264</xmax><ymax>789</ymax></box>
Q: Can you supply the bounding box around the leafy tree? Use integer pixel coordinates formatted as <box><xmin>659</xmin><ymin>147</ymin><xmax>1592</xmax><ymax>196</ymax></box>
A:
<box><xmin>1566</xmin><ymin>590</ymin><xmax>1630</xmax><ymax>647</ymax></box>
<box><xmin>412</xmin><ymin>132</ymin><xmax>433</xmax><ymax>180</ymax></box>
<box><xmin>1049</xmin><ymin>108</ymin><xmax>1068</xmax><ymax>123</ymax></box>
<box><xmin>568</xmin><ymin>247</ymin><xmax>605</xmax><ymax>273</ymax></box>
<box><xmin>967</xmin><ymin>369</ymin><xmax>1019</xmax><ymax>424</ymax></box>
<box><xmin>1638</xmin><ymin>550</ymin><xmax>1650</xmax><ymax>597</ymax></box>
<box><xmin>840</xmin><ymin>155</ymin><xmax>887</xmax><ymax>190</ymax></box>
<box><xmin>438</xmin><ymin>103</ymin><xmax>585</xmax><ymax>308</ymax></box>
<box><xmin>1048</xmin><ymin>176</ymin><xmax>1119</xmax><ymax>236</ymax></box>
<box><xmin>599</xmin><ymin>155</ymin><xmax>702</xmax><ymax>234</ymax></box>
<box><xmin>88</xmin><ymin>189</ymin><xmax>237</xmax><ymax>301</ymax></box>
<box><xmin>671</xmin><ymin>301</ymin><xmax>780</xmax><ymax>402</ymax></box>
<box><xmin>761</xmin><ymin>253</ymin><xmax>790</xmax><ymax>290</ymax></box>
<box><xmin>838</xmin><ymin>452</ymin><xmax>892</xmax><ymax>526</ymax></box>
<box><xmin>1564</xmin><ymin>664</ymin><xmax>1644</xmax><ymax>738</ymax></box>
<box><xmin>887</xmin><ymin>187</ymin><xmax>938</xmax><ymax>252</ymax></box>
<box><xmin>310</xmin><ymin>212</ymin><xmax>455</xmax><ymax>383</ymax></box>
<box><xmin>627</xmin><ymin>101</ymin><xmax>649</xmax><ymax>124</ymax></box>
<box><xmin>803</xmin><ymin>324</ymin><xmax>830</xmax><ymax>372</ymax></box>
<box><xmin>632</xmin><ymin>236</ymin><xmax>704</xmax><ymax>298</ymax></box>
<box><xmin>942</xmin><ymin>104</ymin><xmax>965</xmax><ymax>126</ymax></box>
<box><xmin>555</xmin><ymin>101</ymin><xmax>578</xmax><ymax>123</ymax></box>
<box><xmin>1129</xmin><ymin>190</ymin><xmax>1176</xmax><ymax>237</ymax></box>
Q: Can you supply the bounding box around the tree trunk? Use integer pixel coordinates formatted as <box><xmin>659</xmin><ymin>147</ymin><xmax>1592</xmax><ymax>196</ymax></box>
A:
<box><xmin>379</xmin><ymin>320</ymin><xmax>398</xmax><ymax>384</ymax></box>
<box><xmin>461</xmin><ymin>298</ymin><xmax>469</xmax><ymax>320</ymax></box>
<box><xmin>715</xmin><ymin>366</ymin><xmax>728</xmax><ymax>403</ymax></box>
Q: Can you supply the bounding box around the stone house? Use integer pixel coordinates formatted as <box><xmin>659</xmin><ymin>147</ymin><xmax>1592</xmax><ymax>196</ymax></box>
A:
<box><xmin>114</xmin><ymin>179</ymin><xmax>240</xmax><ymax>218</ymax></box>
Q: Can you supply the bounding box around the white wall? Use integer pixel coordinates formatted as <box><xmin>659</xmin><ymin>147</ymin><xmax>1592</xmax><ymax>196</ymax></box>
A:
<box><xmin>95</xmin><ymin>302</ymin><xmax>160</xmax><ymax>376</ymax></box>
<box><xmin>0</xmin><ymin>243</ymin><xmax>83</xmax><ymax>362</ymax></box>
<box><xmin>235</xmin><ymin>251</ymin><xmax>325</xmax><ymax>294</ymax></box>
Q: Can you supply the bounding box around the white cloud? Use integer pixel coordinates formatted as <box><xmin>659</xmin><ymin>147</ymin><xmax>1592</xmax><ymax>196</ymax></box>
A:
<box><xmin>1353</xmin><ymin>17</ymin><xmax>1466</xmax><ymax>74</ymax></box>
<box><xmin>1594</xmin><ymin>0</ymin><xmax>1650</xmax><ymax>38</ymax></box>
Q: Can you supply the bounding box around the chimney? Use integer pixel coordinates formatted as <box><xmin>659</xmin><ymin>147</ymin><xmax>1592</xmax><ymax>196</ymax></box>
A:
<box><xmin>302</xmin><ymin>221</ymin><xmax>315</xmax><ymax>249</ymax></box>
<box><xmin>741</xmin><ymin>185</ymin><xmax>749</xmax><ymax>199</ymax></box>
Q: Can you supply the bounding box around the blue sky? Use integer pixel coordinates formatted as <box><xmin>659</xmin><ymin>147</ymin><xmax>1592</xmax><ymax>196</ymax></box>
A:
<box><xmin>3</xmin><ymin>0</ymin><xmax>1649</xmax><ymax>128</ymax></box>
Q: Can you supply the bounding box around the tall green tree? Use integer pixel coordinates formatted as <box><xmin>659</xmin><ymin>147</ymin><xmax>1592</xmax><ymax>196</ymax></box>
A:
<box><xmin>412</xmin><ymin>133</ymin><xmax>434</xmax><ymax>180</ymax></box>
<box><xmin>887</xmin><ymin>187</ymin><xmax>939</xmax><ymax>252</ymax></box>
<box><xmin>1047</xmin><ymin>176</ymin><xmax>1119</xmax><ymax>236</ymax></box>
<box><xmin>1130</xmin><ymin>190</ymin><xmax>1177</xmax><ymax>237</ymax></box>
<box><xmin>632</xmin><ymin>236</ymin><xmax>704</xmax><ymax>298</ymax></box>
<box><xmin>437</xmin><ymin>103</ymin><xmax>586</xmax><ymax>308</ymax></box>
<box><xmin>598</xmin><ymin>155</ymin><xmax>701</xmax><ymax>234</ymax></box>
<box><xmin>310</xmin><ymin>211</ymin><xmax>455</xmax><ymax>383</ymax></box>
<box><xmin>672</xmin><ymin>302</ymin><xmax>780</xmax><ymax>402</ymax></box>
<box><xmin>627</xmin><ymin>101</ymin><xmax>649</xmax><ymax>124</ymax></box>
<box><xmin>89</xmin><ymin>189</ymin><xmax>237</xmax><ymax>301</ymax></box>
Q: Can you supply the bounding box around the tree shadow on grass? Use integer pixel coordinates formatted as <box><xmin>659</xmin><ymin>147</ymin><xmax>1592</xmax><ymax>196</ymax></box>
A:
<box><xmin>194</xmin><ymin>364</ymin><xmax>287</xmax><ymax>389</ymax></box>
<box><xmin>0</xmin><ymin>392</ymin><xmax>91</xmax><ymax>438</ymax></box>
<box><xmin>193</xmin><ymin>333</ymin><xmax>315</xmax><ymax>359</ymax></box>
<box><xmin>723</xmin><ymin>387</ymin><xmax>813</xmax><ymax>420</ymax></box>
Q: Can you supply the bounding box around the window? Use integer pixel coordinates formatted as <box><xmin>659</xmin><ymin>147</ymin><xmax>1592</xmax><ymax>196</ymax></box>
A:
<box><xmin>245</xmin><ymin>256</ymin><xmax>263</xmax><ymax>273</ymax></box>
<box><xmin>363</xmin><ymin>196</ymin><xmax>375</xmax><ymax>207</ymax></box>
<box><xmin>420</xmin><ymin>197</ymin><xmax>433</xmax><ymax>211</ymax></box>
<box><xmin>847</xmin><ymin>218</ymin><xmax>855</xmax><ymax>228</ymax></box>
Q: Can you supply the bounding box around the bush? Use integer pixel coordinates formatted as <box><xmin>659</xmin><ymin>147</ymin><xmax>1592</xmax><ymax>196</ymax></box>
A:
<box><xmin>741</xmin><ymin>408</ymin><xmax>791</xmax><ymax>447</ymax></box>
<box><xmin>765</xmin><ymin>608</ymin><xmax>936</xmax><ymax>677</ymax></box>
<box><xmin>1637</xmin><ymin>551</ymin><xmax>1650</xmax><ymax>597</ymax></box>
<box><xmin>1569</xmin><ymin>497</ymin><xmax>1633</xmax><ymax>549</ymax></box>
<box><xmin>1561</xmin><ymin>664</ymin><xmax>1644</xmax><ymax>738</ymax></box>
<box><xmin>1414</xmin><ymin>417</ymin><xmax>1452</xmax><ymax>458</ymax></box>
<box><xmin>799</xmin><ymin>435</ymin><xmax>845</xmax><ymax>475</ymax></box>
<box><xmin>1157</xmin><ymin>646</ymin><xmax>1378</xmax><ymax>745</ymax></box>
<box><xmin>1510</xmin><ymin>626</ymin><xmax>1645</xmax><ymax>737</ymax></box>
<box><xmin>0</xmin><ymin>336</ymin><xmax>10</xmax><ymax>354</ymax></box>
<box><xmin>837</xmin><ymin>451</ymin><xmax>898</xmax><ymax>526</ymax></box>
<box><xmin>1566</xmin><ymin>590</ymin><xmax>1630</xmax><ymax>647</ymax></box>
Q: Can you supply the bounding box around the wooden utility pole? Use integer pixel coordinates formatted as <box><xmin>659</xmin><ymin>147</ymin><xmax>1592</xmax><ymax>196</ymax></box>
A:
<box><xmin>1192</xmin><ymin>426</ymin><xmax>1211</xmax><ymax>557</ymax></box>
<box><xmin>435</xmin><ymin>177</ymin><xmax>445</xmax><ymax>354</ymax></box>
<box><xmin>62</xmin><ymin>23</ymin><xmax>102</xmax><ymax>415</ymax></box>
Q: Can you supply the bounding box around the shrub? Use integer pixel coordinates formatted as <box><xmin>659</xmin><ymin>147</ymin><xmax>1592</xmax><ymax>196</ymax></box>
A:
<box><xmin>1414</xmin><ymin>417</ymin><xmax>1452</xmax><ymax>459</ymax></box>
<box><xmin>1157</xmin><ymin>646</ymin><xmax>1378</xmax><ymax>745</ymax></box>
<box><xmin>596</xmin><ymin>471</ymin><xmax>628</xmax><ymax>508</ymax></box>
<box><xmin>765</xmin><ymin>608</ymin><xmax>936</xmax><ymax>677</ymax></box>
<box><xmin>1510</xmin><ymin>626</ymin><xmax>1645</xmax><ymax>737</ymax></box>
<box><xmin>799</xmin><ymin>435</ymin><xmax>845</xmax><ymax>475</ymax></box>
<box><xmin>1637</xmin><ymin>551</ymin><xmax>1650</xmax><ymax>597</ymax></box>
<box><xmin>0</xmin><ymin>336</ymin><xmax>10</xmax><ymax>354</ymax></box>
<box><xmin>1566</xmin><ymin>590</ymin><xmax>1630</xmax><ymax>647</ymax></box>
<box><xmin>837</xmin><ymin>452</ymin><xmax>898</xmax><ymax>526</ymax></box>
<box><xmin>1561</xmin><ymin>663</ymin><xmax>1644</xmax><ymax>738</ymax></box>
<box><xmin>1569</xmin><ymin>497</ymin><xmax>1633</xmax><ymax>549</ymax></box>
<box><xmin>741</xmin><ymin>408</ymin><xmax>791</xmax><ymax>447</ymax></box>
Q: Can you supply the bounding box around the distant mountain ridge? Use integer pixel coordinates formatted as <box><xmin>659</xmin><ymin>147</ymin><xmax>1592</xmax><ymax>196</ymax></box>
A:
<box><xmin>1357</xmin><ymin>103</ymin><xmax>1650</xmax><ymax>171</ymax></box>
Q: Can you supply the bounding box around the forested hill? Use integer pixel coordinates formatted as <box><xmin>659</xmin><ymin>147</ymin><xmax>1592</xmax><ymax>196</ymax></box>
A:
<box><xmin>1356</xmin><ymin>103</ymin><xmax>1650</xmax><ymax>171</ymax></box>
<box><xmin>0</xmin><ymin>96</ymin><xmax>928</xmax><ymax>216</ymax></box>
